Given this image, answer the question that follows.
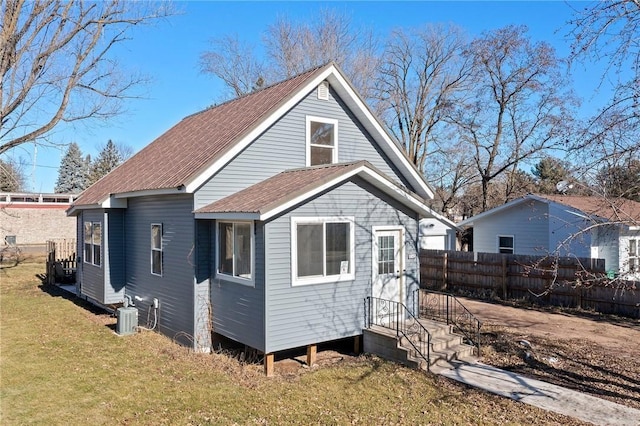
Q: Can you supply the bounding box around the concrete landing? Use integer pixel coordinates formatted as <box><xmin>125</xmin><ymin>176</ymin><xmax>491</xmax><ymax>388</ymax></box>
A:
<box><xmin>434</xmin><ymin>360</ymin><xmax>640</xmax><ymax>426</ymax></box>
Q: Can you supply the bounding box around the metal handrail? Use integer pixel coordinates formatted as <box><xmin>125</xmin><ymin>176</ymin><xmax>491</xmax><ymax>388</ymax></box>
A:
<box><xmin>416</xmin><ymin>289</ymin><xmax>482</xmax><ymax>356</ymax></box>
<box><xmin>364</xmin><ymin>296</ymin><xmax>432</xmax><ymax>370</ymax></box>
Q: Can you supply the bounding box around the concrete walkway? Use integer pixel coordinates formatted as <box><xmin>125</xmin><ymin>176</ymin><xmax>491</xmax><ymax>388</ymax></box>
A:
<box><xmin>433</xmin><ymin>360</ymin><xmax>640</xmax><ymax>426</ymax></box>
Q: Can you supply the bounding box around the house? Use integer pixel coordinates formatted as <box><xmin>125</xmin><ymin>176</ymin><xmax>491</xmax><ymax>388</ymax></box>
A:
<box><xmin>458</xmin><ymin>194</ymin><xmax>640</xmax><ymax>278</ymax></box>
<box><xmin>68</xmin><ymin>63</ymin><xmax>455</xmax><ymax>371</ymax></box>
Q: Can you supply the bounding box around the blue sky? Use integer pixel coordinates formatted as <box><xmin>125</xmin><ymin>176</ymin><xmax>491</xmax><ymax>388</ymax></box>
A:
<box><xmin>12</xmin><ymin>1</ymin><xmax>606</xmax><ymax>193</ymax></box>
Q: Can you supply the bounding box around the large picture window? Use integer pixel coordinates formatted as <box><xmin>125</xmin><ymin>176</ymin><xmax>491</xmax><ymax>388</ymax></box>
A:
<box><xmin>217</xmin><ymin>221</ymin><xmax>253</xmax><ymax>283</ymax></box>
<box><xmin>292</xmin><ymin>217</ymin><xmax>354</xmax><ymax>285</ymax></box>
<box><xmin>151</xmin><ymin>224</ymin><xmax>163</xmax><ymax>276</ymax></box>
<box><xmin>306</xmin><ymin>116</ymin><xmax>338</xmax><ymax>166</ymax></box>
<box><xmin>83</xmin><ymin>221</ymin><xmax>101</xmax><ymax>266</ymax></box>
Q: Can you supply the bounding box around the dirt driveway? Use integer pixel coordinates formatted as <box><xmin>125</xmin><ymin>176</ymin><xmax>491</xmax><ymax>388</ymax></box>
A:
<box><xmin>457</xmin><ymin>297</ymin><xmax>640</xmax><ymax>409</ymax></box>
<box><xmin>459</xmin><ymin>297</ymin><xmax>640</xmax><ymax>357</ymax></box>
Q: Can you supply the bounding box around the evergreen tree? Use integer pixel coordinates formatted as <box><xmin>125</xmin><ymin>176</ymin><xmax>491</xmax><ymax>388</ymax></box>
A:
<box><xmin>55</xmin><ymin>143</ymin><xmax>89</xmax><ymax>193</ymax></box>
<box><xmin>531</xmin><ymin>156</ymin><xmax>573</xmax><ymax>194</ymax></box>
<box><xmin>597</xmin><ymin>160</ymin><xmax>640</xmax><ymax>202</ymax></box>
<box><xmin>88</xmin><ymin>140</ymin><xmax>122</xmax><ymax>186</ymax></box>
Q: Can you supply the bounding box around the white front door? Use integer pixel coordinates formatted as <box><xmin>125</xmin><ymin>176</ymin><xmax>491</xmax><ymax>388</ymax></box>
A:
<box><xmin>372</xmin><ymin>228</ymin><xmax>404</xmax><ymax>304</ymax></box>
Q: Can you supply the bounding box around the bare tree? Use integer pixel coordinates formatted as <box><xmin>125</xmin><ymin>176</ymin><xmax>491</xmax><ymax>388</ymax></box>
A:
<box><xmin>568</xmin><ymin>0</ymin><xmax>639</xmax><ymax>134</ymax></box>
<box><xmin>0</xmin><ymin>0</ymin><xmax>172</xmax><ymax>155</ymax></box>
<box><xmin>199</xmin><ymin>9</ymin><xmax>380</xmax><ymax>101</ymax></box>
<box><xmin>0</xmin><ymin>157</ymin><xmax>25</xmax><ymax>191</ymax></box>
<box><xmin>375</xmin><ymin>24</ymin><xmax>472</xmax><ymax>172</ymax></box>
<box><xmin>199</xmin><ymin>35</ymin><xmax>266</xmax><ymax>99</ymax></box>
<box><xmin>452</xmin><ymin>25</ymin><xmax>576</xmax><ymax>211</ymax></box>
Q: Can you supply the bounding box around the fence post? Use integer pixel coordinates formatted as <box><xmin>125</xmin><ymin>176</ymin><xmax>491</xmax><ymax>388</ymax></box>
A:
<box><xmin>502</xmin><ymin>256</ymin><xmax>508</xmax><ymax>299</ymax></box>
<box><xmin>442</xmin><ymin>252</ymin><xmax>448</xmax><ymax>291</ymax></box>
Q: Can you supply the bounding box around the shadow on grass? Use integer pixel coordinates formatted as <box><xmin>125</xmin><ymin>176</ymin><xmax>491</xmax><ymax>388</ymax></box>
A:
<box><xmin>37</xmin><ymin>277</ymin><xmax>117</xmax><ymax>333</ymax></box>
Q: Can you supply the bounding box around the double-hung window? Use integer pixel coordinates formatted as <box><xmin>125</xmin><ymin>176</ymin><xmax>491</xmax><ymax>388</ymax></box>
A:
<box><xmin>498</xmin><ymin>235</ymin><xmax>514</xmax><ymax>254</ymax></box>
<box><xmin>306</xmin><ymin>116</ymin><xmax>338</xmax><ymax>166</ymax></box>
<box><xmin>217</xmin><ymin>221</ymin><xmax>253</xmax><ymax>284</ymax></box>
<box><xmin>292</xmin><ymin>217</ymin><xmax>355</xmax><ymax>285</ymax></box>
<box><xmin>629</xmin><ymin>238</ymin><xmax>639</xmax><ymax>273</ymax></box>
<box><xmin>83</xmin><ymin>221</ymin><xmax>101</xmax><ymax>266</ymax></box>
<box><xmin>151</xmin><ymin>224</ymin><xmax>163</xmax><ymax>276</ymax></box>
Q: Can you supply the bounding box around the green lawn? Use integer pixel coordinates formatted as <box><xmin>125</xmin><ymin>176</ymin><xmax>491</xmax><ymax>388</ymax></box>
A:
<box><xmin>1</xmin><ymin>261</ymin><xmax>585</xmax><ymax>425</ymax></box>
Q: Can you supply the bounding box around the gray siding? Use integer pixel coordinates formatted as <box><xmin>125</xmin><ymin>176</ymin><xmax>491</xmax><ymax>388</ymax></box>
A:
<box><xmin>194</xmin><ymin>87</ymin><xmax>410</xmax><ymax>209</ymax></box>
<box><xmin>593</xmin><ymin>224</ymin><xmax>620</xmax><ymax>272</ymax></box>
<box><xmin>194</xmin><ymin>221</ymin><xmax>212</xmax><ymax>351</ymax></box>
<box><xmin>264</xmin><ymin>177</ymin><xmax>419</xmax><ymax>353</ymax></box>
<box><xmin>79</xmin><ymin>209</ymin><xmax>105</xmax><ymax>302</ymax></box>
<box><xmin>210</xmin><ymin>222</ymin><xmax>266</xmax><ymax>352</ymax></box>
<box><xmin>104</xmin><ymin>209</ymin><xmax>126</xmax><ymax>304</ymax></box>
<box><xmin>124</xmin><ymin>194</ymin><xmax>195</xmax><ymax>346</ymax></box>
<box><xmin>548</xmin><ymin>203</ymin><xmax>591</xmax><ymax>258</ymax></box>
<box><xmin>473</xmin><ymin>200</ymin><xmax>550</xmax><ymax>255</ymax></box>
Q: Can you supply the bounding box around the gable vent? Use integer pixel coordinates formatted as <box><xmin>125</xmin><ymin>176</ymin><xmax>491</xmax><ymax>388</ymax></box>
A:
<box><xmin>317</xmin><ymin>81</ymin><xmax>329</xmax><ymax>100</ymax></box>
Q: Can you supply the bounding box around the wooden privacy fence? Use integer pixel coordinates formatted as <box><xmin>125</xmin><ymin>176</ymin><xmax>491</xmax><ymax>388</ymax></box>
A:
<box><xmin>46</xmin><ymin>239</ymin><xmax>77</xmax><ymax>285</ymax></box>
<box><xmin>420</xmin><ymin>249</ymin><xmax>639</xmax><ymax>319</ymax></box>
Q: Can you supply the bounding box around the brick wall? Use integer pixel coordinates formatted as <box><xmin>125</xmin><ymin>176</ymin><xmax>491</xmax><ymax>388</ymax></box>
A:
<box><xmin>1</xmin><ymin>204</ymin><xmax>76</xmax><ymax>245</ymax></box>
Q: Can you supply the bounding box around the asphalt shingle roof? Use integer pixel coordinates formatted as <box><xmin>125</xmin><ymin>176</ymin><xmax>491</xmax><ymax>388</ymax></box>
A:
<box><xmin>73</xmin><ymin>64</ymin><xmax>332</xmax><ymax>207</ymax></box>
<box><xmin>536</xmin><ymin>194</ymin><xmax>640</xmax><ymax>223</ymax></box>
<box><xmin>195</xmin><ymin>161</ymin><xmax>369</xmax><ymax>216</ymax></box>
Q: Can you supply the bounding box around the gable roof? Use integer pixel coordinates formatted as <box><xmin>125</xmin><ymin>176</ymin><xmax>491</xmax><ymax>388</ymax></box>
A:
<box><xmin>71</xmin><ymin>62</ymin><xmax>433</xmax><ymax>212</ymax></box>
<box><xmin>195</xmin><ymin>161</ymin><xmax>454</xmax><ymax>226</ymax></box>
<box><xmin>458</xmin><ymin>194</ymin><xmax>640</xmax><ymax>227</ymax></box>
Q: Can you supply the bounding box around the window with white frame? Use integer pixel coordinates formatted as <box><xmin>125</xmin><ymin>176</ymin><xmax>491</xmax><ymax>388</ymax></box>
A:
<box><xmin>151</xmin><ymin>224</ymin><xmax>163</xmax><ymax>276</ymax></box>
<box><xmin>629</xmin><ymin>238</ymin><xmax>639</xmax><ymax>273</ymax></box>
<box><xmin>307</xmin><ymin>116</ymin><xmax>338</xmax><ymax>166</ymax></box>
<box><xmin>83</xmin><ymin>221</ymin><xmax>101</xmax><ymax>266</ymax></box>
<box><xmin>292</xmin><ymin>217</ymin><xmax>354</xmax><ymax>285</ymax></box>
<box><xmin>217</xmin><ymin>221</ymin><xmax>253</xmax><ymax>282</ymax></box>
<box><xmin>498</xmin><ymin>235</ymin><xmax>514</xmax><ymax>254</ymax></box>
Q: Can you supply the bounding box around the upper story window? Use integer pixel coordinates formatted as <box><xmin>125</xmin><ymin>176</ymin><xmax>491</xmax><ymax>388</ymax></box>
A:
<box><xmin>217</xmin><ymin>221</ymin><xmax>253</xmax><ymax>285</ymax></box>
<box><xmin>498</xmin><ymin>235</ymin><xmax>514</xmax><ymax>254</ymax></box>
<box><xmin>306</xmin><ymin>116</ymin><xmax>338</xmax><ymax>166</ymax></box>
<box><xmin>84</xmin><ymin>221</ymin><xmax>101</xmax><ymax>267</ymax></box>
<box><xmin>151</xmin><ymin>224</ymin><xmax>163</xmax><ymax>276</ymax></box>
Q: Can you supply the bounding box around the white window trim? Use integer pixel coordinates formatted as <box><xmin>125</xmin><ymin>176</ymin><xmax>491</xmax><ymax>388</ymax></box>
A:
<box><xmin>291</xmin><ymin>216</ymin><xmax>355</xmax><ymax>286</ymax></box>
<box><xmin>628</xmin><ymin>237</ymin><xmax>639</xmax><ymax>273</ymax></box>
<box><xmin>215</xmin><ymin>220</ymin><xmax>255</xmax><ymax>287</ymax></box>
<box><xmin>305</xmin><ymin>115</ymin><xmax>338</xmax><ymax>167</ymax></box>
<box><xmin>83</xmin><ymin>221</ymin><xmax>101</xmax><ymax>267</ymax></box>
<box><xmin>151</xmin><ymin>223</ymin><xmax>163</xmax><ymax>277</ymax></box>
<box><xmin>498</xmin><ymin>235</ymin><xmax>515</xmax><ymax>254</ymax></box>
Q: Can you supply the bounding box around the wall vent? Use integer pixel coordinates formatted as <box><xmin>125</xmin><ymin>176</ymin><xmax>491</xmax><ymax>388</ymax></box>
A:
<box><xmin>116</xmin><ymin>307</ymin><xmax>138</xmax><ymax>335</ymax></box>
<box><xmin>317</xmin><ymin>81</ymin><xmax>329</xmax><ymax>100</ymax></box>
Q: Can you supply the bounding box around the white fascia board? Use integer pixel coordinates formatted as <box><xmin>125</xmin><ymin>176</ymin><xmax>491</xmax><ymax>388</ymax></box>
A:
<box><xmin>259</xmin><ymin>165</ymin><xmax>441</xmax><ymax>223</ymax></box>
<box><xmin>457</xmin><ymin>195</ymin><xmax>539</xmax><ymax>227</ymax></box>
<box><xmin>100</xmin><ymin>196</ymin><xmax>128</xmax><ymax>209</ymax></box>
<box><xmin>326</xmin><ymin>72</ymin><xmax>434</xmax><ymax>200</ymax></box>
<box><xmin>185</xmin><ymin>68</ymin><xmax>336</xmax><ymax>194</ymax></box>
<box><xmin>194</xmin><ymin>212</ymin><xmax>260</xmax><ymax>220</ymax></box>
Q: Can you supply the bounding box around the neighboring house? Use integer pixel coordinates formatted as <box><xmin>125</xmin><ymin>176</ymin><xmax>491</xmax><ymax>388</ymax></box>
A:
<box><xmin>68</xmin><ymin>63</ymin><xmax>453</xmax><ymax>364</ymax></box>
<box><xmin>419</xmin><ymin>218</ymin><xmax>458</xmax><ymax>250</ymax></box>
<box><xmin>458</xmin><ymin>194</ymin><xmax>640</xmax><ymax>279</ymax></box>
<box><xmin>1</xmin><ymin>192</ymin><xmax>77</xmax><ymax>247</ymax></box>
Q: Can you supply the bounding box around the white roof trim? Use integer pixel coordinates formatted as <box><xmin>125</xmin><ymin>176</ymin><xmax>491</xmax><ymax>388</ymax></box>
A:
<box><xmin>184</xmin><ymin>64</ymin><xmax>434</xmax><ymax>200</ymax></box>
<box><xmin>259</xmin><ymin>164</ymin><xmax>445</xmax><ymax>222</ymax></box>
<box><xmin>194</xmin><ymin>212</ymin><xmax>260</xmax><ymax>220</ymax></box>
<box><xmin>185</xmin><ymin>68</ymin><xmax>335</xmax><ymax>193</ymax></box>
<box><xmin>457</xmin><ymin>195</ymin><xmax>547</xmax><ymax>227</ymax></box>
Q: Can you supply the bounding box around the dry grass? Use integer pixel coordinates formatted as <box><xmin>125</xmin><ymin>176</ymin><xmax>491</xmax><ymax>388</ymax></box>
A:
<box><xmin>1</xmin><ymin>261</ymin><xmax>589</xmax><ymax>425</ymax></box>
